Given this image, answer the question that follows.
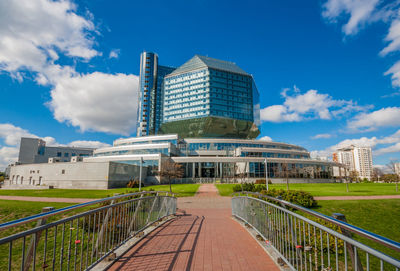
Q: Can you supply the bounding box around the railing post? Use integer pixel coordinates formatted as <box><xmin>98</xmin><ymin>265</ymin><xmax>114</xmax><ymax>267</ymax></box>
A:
<box><xmin>128</xmin><ymin>194</ymin><xmax>144</xmax><ymax>234</ymax></box>
<box><xmin>145</xmin><ymin>193</ymin><xmax>159</xmax><ymax>225</ymax></box>
<box><xmin>332</xmin><ymin>213</ymin><xmax>364</xmax><ymax>271</ymax></box>
<box><xmin>93</xmin><ymin>194</ymin><xmax>118</xmax><ymax>256</ymax></box>
<box><xmin>157</xmin><ymin>196</ymin><xmax>168</xmax><ymax>220</ymax></box>
<box><xmin>23</xmin><ymin>206</ymin><xmax>54</xmax><ymax>271</ymax></box>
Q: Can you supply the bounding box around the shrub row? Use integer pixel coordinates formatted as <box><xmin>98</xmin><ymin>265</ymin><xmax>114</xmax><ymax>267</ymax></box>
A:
<box><xmin>233</xmin><ymin>183</ymin><xmax>317</xmax><ymax>208</ymax></box>
<box><xmin>260</xmin><ymin>189</ymin><xmax>317</xmax><ymax>208</ymax></box>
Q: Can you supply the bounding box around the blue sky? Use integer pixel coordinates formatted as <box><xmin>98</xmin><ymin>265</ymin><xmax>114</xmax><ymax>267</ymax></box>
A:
<box><xmin>1</xmin><ymin>0</ymin><xmax>400</xmax><ymax>169</ymax></box>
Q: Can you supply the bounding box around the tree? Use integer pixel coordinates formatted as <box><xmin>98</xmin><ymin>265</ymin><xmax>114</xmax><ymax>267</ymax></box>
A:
<box><xmin>349</xmin><ymin>170</ymin><xmax>359</xmax><ymax>182</ymax></box>
<box><xmin>371</xmin><ymin>167</ymin><xmax>383</xmax><ymax>182</ymax></box>
<box><xmin>155</xmin><ymin>159</ymin><xmax>184</xmax><ymax>193</ymax></box>
<box><xmin>386</xmin><ymin>160</ymin><xmax>399</xmax><ymax>192</ymax></box>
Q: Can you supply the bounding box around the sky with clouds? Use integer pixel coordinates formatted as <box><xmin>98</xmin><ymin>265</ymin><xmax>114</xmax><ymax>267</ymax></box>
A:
<box><xmin>0</xmin><ymin>0</ymin><xmax>400</xmax><ymax>170</ymax></box>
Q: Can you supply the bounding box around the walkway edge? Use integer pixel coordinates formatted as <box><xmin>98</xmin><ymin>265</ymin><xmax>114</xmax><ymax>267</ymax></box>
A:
<box><xmin>232</xmin><ymin>215</ymin><xmax>289</xmax><ymax>271</ymax></box>
<box><xmin>92</xmin><ymin>214</ymin><xmax>176</xmax><ymax>271</ymax></box>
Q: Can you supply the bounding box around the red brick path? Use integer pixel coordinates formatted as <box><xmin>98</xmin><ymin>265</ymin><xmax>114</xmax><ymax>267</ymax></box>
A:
<box><xmin>108</xmin><ymin>184</ymin><xmax>279</xmax><ymax>271</ymax></box>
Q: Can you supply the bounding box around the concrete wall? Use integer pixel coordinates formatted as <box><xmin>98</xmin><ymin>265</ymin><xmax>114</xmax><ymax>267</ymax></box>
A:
<box><xmin>8</xmin><ymin>162</ymin><xmax>148</xmax><ymax>189</ymax></box>
<box><xmin>108</xmin><ymin>162</ymin><xmax>147</xmax><ymax>188</ymax></box>
<box><xmin>17</xmin><ymin>137</ymin><xmax>94</xmax><ymax>165</ymax></box>
<box><xmin>18</xmin><ymin>138</ymin><xmax>45</xmax><ymax>164</ymax></box>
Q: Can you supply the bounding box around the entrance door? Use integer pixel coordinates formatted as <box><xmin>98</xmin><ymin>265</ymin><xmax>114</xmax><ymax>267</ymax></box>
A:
<box><xmin>201</xmin><ymin>168</ymin><xmax>215</xmax><ymax>178</ymax></box>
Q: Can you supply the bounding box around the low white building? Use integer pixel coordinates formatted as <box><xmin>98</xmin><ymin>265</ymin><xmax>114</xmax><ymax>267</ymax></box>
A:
<box><xmin>6</xmin><ymin>160</ymin><xmax>147</xmax><ymax>189</ymax></box>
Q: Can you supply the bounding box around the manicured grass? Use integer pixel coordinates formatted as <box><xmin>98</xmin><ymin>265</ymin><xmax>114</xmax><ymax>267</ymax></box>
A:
<box><xmin>0</xmin><ymin>183</ymin><xmax>200</xmax><ymax>198</ymax></box>
<box><xmin>313</xmin><ymin>199</ymin><xmax>400</xmax><ymax>262</ymax></box>
<box><xmin>0</xmin><ymin>200</ymin><xmax>74</xmax><ymax>224</ymax></box>
<box><xmin>215</xmin><ymin>183</ymin><xmax>400</xmax><ymax>197</ymax></box>
<box><xmin>314</xmin><ymin>199</ymin><xmax>400</xmax><ymax>243</ymax></box>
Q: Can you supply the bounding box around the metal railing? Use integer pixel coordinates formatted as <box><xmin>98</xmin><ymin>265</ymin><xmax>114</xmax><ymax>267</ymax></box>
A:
<box><xmin>0</xmin><ymin>191</ymin><xmax>177</xmax><ymax>271</ymax></box>
<box><xmin>232</xmin><ymin>192</ymin><xmax>400</xmax><ymax>271</ymax></box>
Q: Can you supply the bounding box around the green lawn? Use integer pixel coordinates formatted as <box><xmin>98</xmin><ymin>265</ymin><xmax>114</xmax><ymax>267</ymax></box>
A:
<box><xmin>0</xmin><ymin>200</ymin><xmax>74</xmax><ymax>224</ymax></box>
<box><xmin>215</xmin><ymin>183</ymin><xmax>400</xmax><ymax>197</ymax></box>
<box><xmin>0</xmin><ymin>183</ymin><xmax>200</xmax><ymax>198</ymax></box>
<box><xmin>313</xmin><ymin>199</ymin><xmax>400</xmax><ymax>263</ymax></box>
<box><xmin>314</xmin><ymin>199</ymin><xmax>400</xmax><ymax>243</ymax></box>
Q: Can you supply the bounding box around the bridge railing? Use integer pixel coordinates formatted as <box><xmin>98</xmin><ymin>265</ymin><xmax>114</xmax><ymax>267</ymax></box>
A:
<box><xmin>0</xmin><ymin>191</ymin><xmax>177</xmax><ymax>271</ymax></box>
<box><xmin>232</xmin><ymin>192</ymin><xmax>400</xmax><ymax>271</ymax></box>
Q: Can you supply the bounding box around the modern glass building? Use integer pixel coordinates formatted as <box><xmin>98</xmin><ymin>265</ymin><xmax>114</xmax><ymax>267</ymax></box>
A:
<box><xmin>160</xmin><ymin>55</ymin><xmax>260</xmax><ymax>139</ymax></box>
<box><xmin>85</xmin><ymin>134</ymin><xmax>346</xmax><ymax>183</ymax></box>
<box><xmin>89</xmin><ymin>52</ymin><xmax>347</xmax><ymax>185</ymax></box>
<box><xmin>136</xmin><ymin>52</ymin><xmax>175</xmax><ymax>136</ymax></box>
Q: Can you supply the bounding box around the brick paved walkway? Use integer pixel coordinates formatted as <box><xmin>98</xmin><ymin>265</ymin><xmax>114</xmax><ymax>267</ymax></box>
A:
<box><xmin>108</xmin><ymin>184</ymin><xmax>279</xmax><ymax>271</ymax></box>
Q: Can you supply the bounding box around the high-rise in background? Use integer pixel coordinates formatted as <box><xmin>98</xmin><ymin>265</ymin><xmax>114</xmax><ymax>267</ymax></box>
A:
<box><xmin>333</xmin><ymin>146</ymin><xmax>373</xmax><ymax>180</ymax></box>
<box><xmin>137</xmin><ymin>52</ymin><xmax>260</xmax><ymax>139</ymax></box>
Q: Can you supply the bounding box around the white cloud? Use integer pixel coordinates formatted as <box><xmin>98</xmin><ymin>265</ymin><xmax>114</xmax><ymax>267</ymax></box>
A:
<box><xmin>374</xmin><ymin>142</ymin><xmax>400</xmax><ymax>155</ymax></box>
<box><xmin>322</xmin><ymin>0</ymin><xmax>380</xmax><ymax>35</ymax></box>
<box><xmin>0</xmin><ymin>123</ymin><xmax>110</xmax><ymax>170</ymax></box>
<box><xmin>347</xmin><ymin>107</ymin><xmax>400</xmax><ymax>131</ymax></box>
<box><xmin>311</xmin><ymin>129</ymin><xmax>400</xmax><ymax>159</ymax></box>
<box><xmin>258</xmin><ymin>136</ymin><xmax>273</xmax><ymax>142</ymax></box>
<box><xmin>0</xmin><ymin>146</ymin><xmax>19</xmax><ymax>171</ymax></box>
<box><xmin>312</xmin><ymin>133</ymin><xmax>333</xmax><ymax>139</ymax></box>
<box><xmin>384</xmin><ymin>60</ymin><xmax>400</xmax><ymax>87</ymax></box>
<box><xmin>109</xmin><ymin>49</ymin><xmax>120</xmax><ymax>59</ymax></box>
<box><xmin>260</xmin><ymin>87</ymin><xmax>368</xmax><ymax>123</ymax></box>
<box><xmin>381</xmin><ymin>19</ymin><xmax>400</xmax><ymax>56</ymax></box>
<box><xmin>0</xmin><ymin>0</ymin><xmax>98</xmax><ymax>80</ymax></box>
<box><xmin>0</xmin><ymin>124</ymin><xmax>37</xmax><ymax>145</ymax></box>
<box><xmin>322</xmin><ymin>0</ymin><xmax>400</xmax><ymax>89</ymax></box>
<box><xmin>260</xmin><ymin>105</ymin><xmax>300</xmax><ymax>122</ymax></box>
<box><xmin>0</xmin><ymin>0</ymin><xmax>140</xmax><ymax>135</ymax></box>
<box><xmin>49</xmin><ymin>72</ymin><xmax>139</xmax><ymax>135</ymax></box>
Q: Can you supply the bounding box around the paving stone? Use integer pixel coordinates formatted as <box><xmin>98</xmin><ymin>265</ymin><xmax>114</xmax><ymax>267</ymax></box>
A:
<box><xmin>108</xmin><ymin>184</ymin><xmax>280</xmax><ymax>271</ymax></box>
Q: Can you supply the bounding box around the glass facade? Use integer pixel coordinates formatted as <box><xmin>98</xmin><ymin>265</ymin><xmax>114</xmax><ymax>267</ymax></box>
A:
<box><xmin>153</xmin><ymin>65</ymin><xmax>175</xmax><ymax>134</ymax></box>
<box><xmin>184</xmin><ymin>142</ymin><xmax>307</xmax><ymax>152</ymax></box>
<box><xmin>89</xmin><ymin>134</ymin><xmax>339</xmax><ymax>181</ymax></box>
<box><xmin>137</xmin><ymin>52</ymin><xmax>157</xmax><ymax>137</ymax></box>
<box><xmin>94</xmin><ymin>148</ymin><xmax>170</xmax><ymax>157</ymax></box>
<box><xmin>135</xmin><ymin>53</ymin><xmax>261</xmax><ymax>139</ymax></box>
<box><xmin>179</xmin><ymin>162</ymin><xmax>332</xmax><ymax>179</ymax></box>
<box><xmin>116</xmin><ymin>160</ymin><xmax>159</xmax><ymax>176</ymax></box>
<box><xmin>241</xmin><ymin>151</ymin><xmax>309</xmax><ymax>159</ymax></box>
<box><xmin>163</xmin><ymin>66</ymin><xmax>257</xmax><ymax>124</ymax></box>
<box><xmin>163</xmin><ymin>69</ymin><xmax>209</xmax><ymax>121</ymax></box>
<box><xmin>137</xmin><ymin>52</ymin><xmax>175</xmax><ymax>136</ymax></box>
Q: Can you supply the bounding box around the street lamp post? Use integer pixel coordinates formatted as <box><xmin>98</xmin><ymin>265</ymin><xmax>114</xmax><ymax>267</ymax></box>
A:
<box><xmin>264</xmin><ymin>158</ymin><xmax>269</xmax><ymax>191</ymax></box>
<box><xmin>139</xmin><ymin>157</ymin><xmax>143</xmax><ymax>192</ymax></box>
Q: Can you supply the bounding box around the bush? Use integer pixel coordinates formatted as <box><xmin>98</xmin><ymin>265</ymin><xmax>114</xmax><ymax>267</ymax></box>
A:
<box><xmin>233</xmin><ymin>183</ymin><xmax>272</xmax><ymax>193</ymax></box>
<box><xmin>260</xmin><ymin>189</ymin><xmax>317</xmax><ymax>208</ymax></box>
<box><xmin>126</xmin><ymin>180</ymin><xmax>140</xmax><ymax>188</ymax></box>
<box><xmin>233</xmin><ymin>183</ymin><xmax>256</xmax><ymax>192</ymax></box>
<box><xmin>255</xmin><ymin>179</ymin><xmax>272</xmax><ymax>184</ymax></box>
<box><xmin>232</xmin><ymin>184</ymin><xmax>316</xmax><ymax>208</ymax></box>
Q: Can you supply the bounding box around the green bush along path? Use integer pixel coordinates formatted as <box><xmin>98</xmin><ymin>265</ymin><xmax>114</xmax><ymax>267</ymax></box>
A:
<box><xmin>215</xmin><ymin>183</ymin><xmax>400</xmax><ymax>197</ymax></box>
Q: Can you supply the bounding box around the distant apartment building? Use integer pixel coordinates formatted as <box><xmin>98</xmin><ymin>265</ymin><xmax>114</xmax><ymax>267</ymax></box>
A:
<box><xmin>333</xmin><ymin>145</ymin><xmax>373</xmax><ymax>180</ymax></box>
<box><xmin>395</xmin><ymin>162</ymin><xmax>400</xmax><ymax>176</ymax></box>
<box><xmin>18</xmin><ymin>137</ymin><xmax>94</xmax><ymax>164</ymax></box>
